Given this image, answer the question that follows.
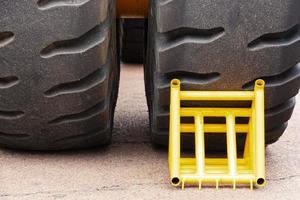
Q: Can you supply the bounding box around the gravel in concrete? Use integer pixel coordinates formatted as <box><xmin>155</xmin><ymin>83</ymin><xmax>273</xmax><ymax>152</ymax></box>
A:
<box><xmin>0</xmin><ymin>64</ymin><xmax>299</xmax><ymax>200</ymax></box>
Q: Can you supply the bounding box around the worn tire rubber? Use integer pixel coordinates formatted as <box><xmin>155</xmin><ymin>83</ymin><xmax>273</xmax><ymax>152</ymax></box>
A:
<box><xmin>121</xmin><ymin>18</ymin><xmax>145</xmax><ymax>64</ymax></box>
<box><xmin>0</xmin><ymin>0</ymin><xmax>119</xmax><ymax>150</ymax></box>
<box><xmin>145</xmin><ymin>0</ymin><xmax>300</xmax><ymax>149</ymax></box>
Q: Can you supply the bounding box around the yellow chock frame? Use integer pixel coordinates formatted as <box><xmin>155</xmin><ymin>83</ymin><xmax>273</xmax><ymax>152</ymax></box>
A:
<box><xmin>169</xmin><ymin>79</ymin><xmax>266</xmax><ymax>189</ymax></box>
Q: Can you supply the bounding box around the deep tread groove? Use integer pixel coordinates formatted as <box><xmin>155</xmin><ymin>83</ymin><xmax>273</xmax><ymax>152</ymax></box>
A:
<box><xmin>160</xmin><ymin>71</ymin><xmax>220</xmax><ymax>85</ymax></box>
<box><xmin>45</xmin><ymin>68</ymin><xmax>106</xmax><ymax>97</ymax></box>
<box><xmin>242</xmin><ymin>64</ymin><xmax>300</xmax><ymax>89</ymax></box>
<box><xmin>0</xmin><ymin>32</ymin><xmax>15</xmax><ymax>48</ymax></box>
<box><xmin>49</xmin><ymin>101</ymin><xmax>107</xmax><ymax>125</ymax></box>
<box><xmin>40</xmin><ymin>24</ymin><xmax>107</xmax><ymax>58</ymax></box>
<box><xmin>37</xmin><ymin>0</ymin><xmax>89</xmax><ymax>10</ymax></box>
<box><xmin>0</xmin><ymin>111</ymin><xmax>24</xmax><ymax>120</ymax></box>
<box><xmin>0</xmin><ymin>76</ymin><xmax>19</xmax><ymax>89</ymax></box>
<box><xmin>159</xmin><ymin>27</ymin><xmax>225</xmax><ymax>51</ymax></box>
<box><xmin>248</xmin><ymin>24</ymin><xmax>300</xmax><ymax>50</ymax></box>
<box><xmin>265</xmin><ymin>122</ymin><xmax>288</xmax><ymax>143</ymax></box>
<box><xmin>0</xmin><ymin>131</ymin><xmax>29</xmax><ymax>139</ymax></box>
<box><xmin>266</xmin><ymin>98</ymin><xmax>295</xmax><ymax>117</ymax></box>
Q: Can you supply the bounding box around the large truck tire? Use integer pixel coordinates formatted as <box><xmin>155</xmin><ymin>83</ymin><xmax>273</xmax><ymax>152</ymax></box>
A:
<box><xmin>145</xmin><ymin>0</ymin><xmax>300</xmax><ymax>150</ymax></box>
<box><xmin>0</xmin><ymin>0</ymin><xmax>119</xmax><ymax>150</ymax></box>
<box><xmin>121</xmin><ymin>18</ymin><xmax>146</xmax><ymax>64</ymax></box>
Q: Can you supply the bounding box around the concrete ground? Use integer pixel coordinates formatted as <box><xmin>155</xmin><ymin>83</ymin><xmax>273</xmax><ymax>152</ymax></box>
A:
<box><xmin>0</xmin><ymin>64</ymin><xmax>299</xmax><ymax>200</ymax></box>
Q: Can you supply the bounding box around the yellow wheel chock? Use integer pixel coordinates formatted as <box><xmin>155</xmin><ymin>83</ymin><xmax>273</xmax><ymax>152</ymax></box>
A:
<box><xmin>169</xmin><ymin>79</ymin><xmax>266</xmax><ymax>189</ymax></box>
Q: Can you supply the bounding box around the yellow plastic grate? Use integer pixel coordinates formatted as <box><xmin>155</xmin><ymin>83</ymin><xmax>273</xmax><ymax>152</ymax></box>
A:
<box><xmin>168</xmin><ymin>79</ymin><xmax>266</xmax><ymax>189</ymax></box>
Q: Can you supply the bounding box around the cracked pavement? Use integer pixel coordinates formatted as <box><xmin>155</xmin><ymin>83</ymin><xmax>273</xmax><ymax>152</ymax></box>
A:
<box><xmin>0</xmin><ymin>64</ymin><xmax>299</xmax><ymax>200</ymax></box>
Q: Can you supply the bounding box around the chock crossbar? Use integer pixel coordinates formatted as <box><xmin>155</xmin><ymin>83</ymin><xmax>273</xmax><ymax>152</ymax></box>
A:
<box><xmin>168</xmin><ymin>79</ymin><xmax>266</xmax><ymax>189</ymax></box>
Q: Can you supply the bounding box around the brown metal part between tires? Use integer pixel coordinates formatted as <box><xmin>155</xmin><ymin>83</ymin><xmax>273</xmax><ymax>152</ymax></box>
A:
<box><xmin>117</xmin><ymin>0</ymin><xmax>149</xmax><ymax>18</ymax></box>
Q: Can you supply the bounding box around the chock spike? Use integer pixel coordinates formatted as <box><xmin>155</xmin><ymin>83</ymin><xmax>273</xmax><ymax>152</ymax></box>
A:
<box><xmin>216</xmin><ymin>180</ymin><xmax>219</xmax><ymax>190</ymax></box>
<box><xmin>233</xmin><ymin>180</ymin><xmax>236</xmax><ymax>190</ymax></box>
<box><xmin>199</xmin><ymin>180</ymin><xmax>202</xmax><ymax>190</ymax></box>
<box><xmin>181</xmin><ymin>180</ymin><xmax>185</xmax><ymax>190</ymax></box>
